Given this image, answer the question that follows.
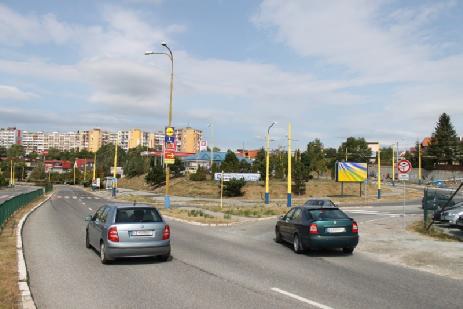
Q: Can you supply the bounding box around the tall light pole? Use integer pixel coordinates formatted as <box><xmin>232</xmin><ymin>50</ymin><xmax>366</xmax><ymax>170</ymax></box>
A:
<box><xmin>113</xmin><ymin>138</ymin><xmax>118</xmax><ymax>197</ymax></box>
<box><xmin>265</xmin><ymin>121</ymin><xmax>276</xmax><ymax>205</ymax></box>
<box><xmin>418</xmin><ymin>142</ymin><xmax>422</xmax><ymax>184</ymax></box>
<box><xmin>208</xmin><ymin>123</ymin><xmax>214</xmax><ymax>171</ymax></box>
<box><xmin>377</xmin><ymin>146</ymin><xmax>381</xmax><ymax>199</ymax></box>
<box><xmin>392</xmin><ymin>143</ymin><xmax>395</xmax><ymax>186</ymax></box>
<box><xmin>287</xmin><ymin>122</ymin><xmax>292</xmax><ymax>207</ymax></box>
<box><xmin>145</xmin><ymin>42</ymin><xmax>174</xmax><ymax>208</ymax></box>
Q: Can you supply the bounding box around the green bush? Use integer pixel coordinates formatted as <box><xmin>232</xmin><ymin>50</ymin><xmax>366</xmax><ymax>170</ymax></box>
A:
<box><xmin>223</xmin><ymin>179</ymin><xmax>246</xmax><ymax>197</ymax></box>
<box><xmin>189</xmin><ymin>167</ymin><xmax>207</xmax><ymax>181</ymax></box>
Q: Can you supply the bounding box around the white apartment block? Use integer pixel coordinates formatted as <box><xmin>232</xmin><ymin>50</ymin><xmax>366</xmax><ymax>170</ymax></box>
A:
<box><xmin>44</xmin><ymin>132</ymin><xmax>80</xmax><ymax>151</ymax></box>
<box><xmin>0</xmin><ymin>127</ymin><xmax>19</xmax><ymax>149</ymax></box>
<box><xmin>21</xmin><ymin>131</ymin><xmax>45</xmax><ymax>154</ymax></box>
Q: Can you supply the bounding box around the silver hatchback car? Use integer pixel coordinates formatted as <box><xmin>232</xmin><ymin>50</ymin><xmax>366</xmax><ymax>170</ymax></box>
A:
<box><xmin>85</xmin><ymin>204</ymin><xmax>171</xmax><ymax>264</ymax></box>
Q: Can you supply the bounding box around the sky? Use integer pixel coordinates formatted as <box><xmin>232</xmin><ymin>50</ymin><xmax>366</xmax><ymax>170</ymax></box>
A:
<box><xmin>0</xmin><ymin>0</ymin><xmax>462</xmax><ymax>151</ymax></box>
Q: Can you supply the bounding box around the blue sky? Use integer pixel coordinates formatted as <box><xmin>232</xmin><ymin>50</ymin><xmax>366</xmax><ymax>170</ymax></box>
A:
<box><xmin>0</xmin><ymin>0</ymin><xmax>462</xmax><ymax>150</ymax></box>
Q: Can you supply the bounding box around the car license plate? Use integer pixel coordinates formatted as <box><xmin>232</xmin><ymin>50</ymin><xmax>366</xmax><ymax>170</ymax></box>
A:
<box><xmin>326</xmin><ymin>227</ymin><xmax>345</xmax><ymax>233</ymax></box>
<box><xmin>131</xmin><ymin>230</ymin><xmax>154</xmax><ymax>236</ymax></box>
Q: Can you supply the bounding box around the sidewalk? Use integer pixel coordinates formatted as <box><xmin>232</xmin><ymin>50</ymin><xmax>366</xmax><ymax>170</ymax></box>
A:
<box><xmin>358</xmin><ymin>215</ymin><xmax>463</xmax><ymax>280</ymax></box>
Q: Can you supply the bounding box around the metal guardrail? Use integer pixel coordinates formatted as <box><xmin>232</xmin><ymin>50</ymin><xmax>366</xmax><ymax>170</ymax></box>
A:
<box><xmin>0</xmin><ymin>188</ymin><xmax>44</xmax><ymax>230</ymax></box>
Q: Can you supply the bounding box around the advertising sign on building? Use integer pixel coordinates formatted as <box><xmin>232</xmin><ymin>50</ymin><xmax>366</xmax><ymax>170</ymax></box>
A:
<box><xmin>214</xmin><ymin>173</ymin><xmax>261</xmax><ymax>182</ymax></box>
<box><xmin>199</xmin><ymin>140</ymin><xmax>208</xmax><ymax>151</ymax></box>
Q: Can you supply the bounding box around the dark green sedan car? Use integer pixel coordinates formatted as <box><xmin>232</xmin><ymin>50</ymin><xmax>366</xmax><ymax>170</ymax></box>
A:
<box><xmin>275</xmin><ymin>202</ymin><xmax>359</xmax><ymax>254</ymax></box>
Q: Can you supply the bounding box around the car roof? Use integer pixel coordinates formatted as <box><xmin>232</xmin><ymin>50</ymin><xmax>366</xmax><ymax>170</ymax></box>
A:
<box><xmin>105</xmin><ymin>203</ymin><xmax>156</xmax><ymax>209</ymax></box>
<box><xmin>302</xmin><ymin>205</ymin><xmax>339</xmax><ymax>210</ymax></box>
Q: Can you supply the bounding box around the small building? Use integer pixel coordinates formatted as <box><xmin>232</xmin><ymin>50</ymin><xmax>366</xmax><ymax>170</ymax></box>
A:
<box><xmin>183</xmin><ymin>151</ymin><xmax>252</xmax><ymax>174</ymax></box>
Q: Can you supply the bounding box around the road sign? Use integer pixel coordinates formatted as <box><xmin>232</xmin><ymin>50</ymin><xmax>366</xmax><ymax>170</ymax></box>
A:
<box><xmin>165</xmin><ymin>135</ymin><xmax>175</xmax><ymax>143</ymax></box>
<box><xmin>398</xmin><ymin>173</ymin><xmax>409</xmax><ymax>181</ymax></box>
<box><xmin>165</xmin><ymin>127</ymin><xmax>174</xmax><ymax>136</ymax></box>
<box><xmin>164</xmin><ymin>151</ymin><xmax>175</xmax><ymax>164</ymax></box>
<box><xmin>398</xmin><ymin>159</ymin><xmax>412</xmax><ymax>174</ymax></box>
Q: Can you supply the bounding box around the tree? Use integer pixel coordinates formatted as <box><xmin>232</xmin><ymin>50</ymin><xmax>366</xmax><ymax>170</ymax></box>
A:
<box><xmin>337</xmin><ymin>137</ymin><xmax>371</xmax><ymax>162</ymax></box>
<box><xmin>145</xmin><ymin>157</ymin><xmax>165</xmax><ymax>187</ymax></box>
<box><xmin>170</xmin><ymin>157</ymin><xmax>185</xmax><ymax>177</ymax></box>
<box><xmin>378</xmin><ymin>147</ymin><xmax>393</xmax><ymax>164</ymax></box>
<box><xmin>306</xmin><ymin>139</ymin><xmax>326</xmax><ymax>178</ymax></box>
<box><xmin>0</xmin><ymin>146</ymin><xmax>7</xmax><ymax>157</ymax></box>
<box><xmin>222</xmin><ymin>179</ymin><xmax>246</xmax><ymax>197</ymax></box>
<box><xmin>124</xmin><ymin>146</ymin><xmax>145</xmax><ymax>178</ymax></box>
<box><xmin>292</xmin><ymin>151</ymin><xmax>306</xmax><ymax>195</ymax></box>
<box><xmin>190</xmin><ymin>166</ymin><xmax>207</xmax><ymax>181</ymax></box>
<box><xmin>29</xmin><ymin>163</ymin><xmax>46</xmax><ymax>181</ymax></box>
<box><xmin>221</xmin><ymin>150</ymin><xmax>240</xmax><ymax>172</ymax></box>
<box><xmin>96</xmin><ymin>143</ymin><xmax>127</xmax><ymax>176</ymax></box>
<box><xmin>252</xmin><ymin>148</ymin><xmax>266</xmax><ymax>179</ymax></box>
<box><xmin>7</xmin><ymin>144</ymin><xmax>25</xmax><ymax>158</ymax></box>
<box><xmin>427</xmin><ymin>113</ymin><xmax>460</xmax><ymax>165</ymax></box>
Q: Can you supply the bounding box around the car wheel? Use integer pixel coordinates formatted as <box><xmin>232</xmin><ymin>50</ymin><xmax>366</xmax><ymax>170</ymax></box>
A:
<box><xmin>343</xmin><ymin>247</ymin><xmax>354</xmax><ymax>254</ymax></box>
<box><xmin>85</xmin><ymin>231</ymin><xmax>91</xmax><ymax>249</ymax></box>
<box><xmin>293</xmin><ymin>234</ymin><xmax>303</xmax><ymax>254</ymax></box>
<box><xmin>275</xmin><ymin>227</ymin><xmax>282</xmax><ymax>243</ymax></box>
<box><xmin>100</xmin><ymin>242</ymin><xmax>110</xmax><ymax>264</ymax></box>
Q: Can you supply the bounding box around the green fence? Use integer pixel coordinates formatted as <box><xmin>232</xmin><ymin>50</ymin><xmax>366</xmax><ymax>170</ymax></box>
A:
<box><xmin>0</xmin><ymin>188</ymin><xmax>44</xmax><ymax>230</ymax></box>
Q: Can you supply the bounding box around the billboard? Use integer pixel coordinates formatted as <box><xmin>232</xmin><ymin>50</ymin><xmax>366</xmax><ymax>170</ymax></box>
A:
<box><xmin>214</xmin><ymin>173</ymin><xmax>261</xmax><ymax>182</ymax></box>
<box><xmin>336</xmin><ymin>162</ymin><xmax>367</xmax><ymax>182</ymax></box>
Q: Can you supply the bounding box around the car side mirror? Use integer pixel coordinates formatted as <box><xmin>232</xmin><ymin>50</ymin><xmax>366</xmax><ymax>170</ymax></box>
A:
<box><xmin>84</xmin><ymin>215</ymin><xmax>92</xmax><ymax>222</ymax></box>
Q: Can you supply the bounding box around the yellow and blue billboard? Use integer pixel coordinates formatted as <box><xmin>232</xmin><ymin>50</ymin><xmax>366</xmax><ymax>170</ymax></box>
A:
<box><xmin>336</xmin><ymin>162</ymin><xmax>368</xmax><ymax>182</ymax></box>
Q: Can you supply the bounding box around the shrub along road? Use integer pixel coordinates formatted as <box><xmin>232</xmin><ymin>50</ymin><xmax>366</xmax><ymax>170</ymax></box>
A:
<box><xmin>23</xmin><ymin>186</ymin><xmax>462</xmax><ymax>309</ymax></box>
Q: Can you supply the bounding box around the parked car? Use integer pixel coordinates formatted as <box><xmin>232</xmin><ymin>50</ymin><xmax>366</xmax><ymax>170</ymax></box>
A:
<box><xmin>441</xmin><ymin>205</ymin><xmax>463</xmax><ymax>225</ymax></box>
<box><xmin>456</xmin><ymin>215</ymin><xmax>463</xmax><ymax>230</ymax></box>
<box><xmin>275</xmin><ymin>202</ymin><xmax>359</xmax><ymax>254</ymax></box>
<box><xmin>85</xmin><ymin>204</ymin><xmax>171</xmax><ymax>264</ymax></box>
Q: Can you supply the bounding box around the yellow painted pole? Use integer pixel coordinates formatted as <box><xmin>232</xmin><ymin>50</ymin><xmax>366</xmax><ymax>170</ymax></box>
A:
<box><xmin>418</xmin><ymin>143</ymin><xmax>422</xmax><ymax>184</ymax></box>
<box><xmin>165</xmin><ymin>45</ymin><xmax>174</xmax><ymax>209</ymax></box>
<box><xmin>10</xmin><ymin>160</ymin><xmax>13</xmax><ymax>186</ymax></box>
<box><xmin>92</xmin><ymin>153</ymin><xmax>96</xmax><ymax>181</ymax></box>
<box><xmin>113</xmin><ymin>140</ymin><xmax>118</xmax><ymax>179</ymax></box>
<box><xmin>287</xmin><ymin>122</ymin><xmax>292</xmax><ymax>207</ymax></box>
<box><xmin>377</xmin><ymin>146</ymin><xmax>381</xmax><ymax>199</ymax></box>
<box><xmin>73</xmin><ymin>160</ymin><xmax>76</xmax><ymax>185</ymax></box>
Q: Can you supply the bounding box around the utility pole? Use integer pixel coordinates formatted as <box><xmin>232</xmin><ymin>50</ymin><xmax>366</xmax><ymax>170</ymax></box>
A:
<box><xmin>392</xmin><ymin>144</ymin><xmax>395</xmax><ymax>186</ymax></box>
<box><xmin>265</xmin><ymin>122</ymin><xmax>276</xmax><ymax>205</ymax></box>
<box><xmin>287</xmin><ymin>122</ymin><xmax>292</xmax><ymax>207</ymax></box>
<box><xmin>377</xmin><ymin>146</ymin><xmax>381</xmax><ymax>199</ymax></box>
<box><xmin>113</xmin><ymin>139</ymin><xmax>118</xmax><ymax>197</ymax></box>
<box><xmin>418</xmin><ymin>143</ymin><xmax>422</xmax><ymax>184</ymax></box>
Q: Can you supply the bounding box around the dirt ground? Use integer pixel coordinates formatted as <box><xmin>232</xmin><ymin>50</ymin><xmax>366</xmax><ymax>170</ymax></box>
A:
<box><xmin>118</xmin><ymin>175</ymin><xmax>422</xmax><ymax>204</ymax></box>
<box><xmin>358</xmin><ymin>215</ymin><xmax>463</xmax><ymax>280</ymax></box>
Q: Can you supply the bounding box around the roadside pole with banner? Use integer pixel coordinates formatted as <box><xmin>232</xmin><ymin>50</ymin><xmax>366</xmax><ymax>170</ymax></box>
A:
<box><xmin>164</xmin><ymin>127</ymin><xmax>176</xmax><ymax>208</ymax></box>
<box><xmin>398</xmin><ymin>159</ymin><xmax>412</xmax><ymax>229</ymax></box>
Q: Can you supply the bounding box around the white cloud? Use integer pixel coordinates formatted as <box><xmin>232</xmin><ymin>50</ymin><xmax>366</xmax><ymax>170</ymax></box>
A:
<box><xmin>0</xmin><ymin>85</ymin><xmax>37</xmax><ymax>101</ymax></box>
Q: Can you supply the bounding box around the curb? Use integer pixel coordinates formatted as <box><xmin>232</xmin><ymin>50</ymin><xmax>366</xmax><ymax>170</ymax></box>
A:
<box><xmin>16</xmin><ymin>193</ymin><xmax>53</xmax><ymax>309</ymax></box>
<box><xmin>162</xmin><ymin>214</ymin><xmax>277</xmax><ymax>227</ymax></box>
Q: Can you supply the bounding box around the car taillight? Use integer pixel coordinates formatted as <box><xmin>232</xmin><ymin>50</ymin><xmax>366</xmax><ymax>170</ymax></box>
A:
<box><xmin>352</xmin><ymin>222</ymin><xmax>358</xmax><ymax>233</ymax></box>
<box><xmin>309</xmin><ymin>223</ymin><xmax>318</xmax><ymax>234</ymax></box>
<box><xmin>162</xmin><ymin>225</ymin><xmax>170</xmax><ymax>240</ymax></box>
<box><xmin>108</xmin><ymin>226</ymin><xmax>119</xmax><ymax>242</ymax></box>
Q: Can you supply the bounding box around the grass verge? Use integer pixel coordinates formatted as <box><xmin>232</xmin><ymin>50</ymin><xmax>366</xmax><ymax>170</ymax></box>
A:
<box><xmin>0</xmin><ymin>194</ymin><xmax>49</xmax><ymax>309</ymax></box>
<box><xmin>205</xmin><ymin>206</ymin><xmax>286</xmax><ymax>218</ymax></box>
<box><xmin>408</xmin><ymin>220</ymin><xmax>460</xmax><ymax>242</ymax></box>
<box><xmin>159</xmin><ymin>208</ymin><xmax>234</xmax><ymax>224</ymax></box>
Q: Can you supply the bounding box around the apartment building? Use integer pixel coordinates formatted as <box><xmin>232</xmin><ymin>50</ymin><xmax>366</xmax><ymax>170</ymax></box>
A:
<box><xmin>44</xmin><ymin>131</ymin><xmax>80</xmax><ymax>151</ymax></box>
<box><xmin>128</xmin><ymin>128</ymin><xmax>143</xmax><ymax>149</ymax></box>
<box><xmin>176</xmin><ymin>127</ymin><xmax>202</xmax><ymax>153</ymax></box>
<box><xmin>21</xmin><ymin>131</ymin><xmax>45</xmax><ymax>153</ymax></box>
<box><xmin>88</xmin><ymin>129</ymin><xmax>102</xmax><ymax>152</ymax></box>
<box><xmin>0</xmin><ymin>127</ymin><xmax>20</xmax><ymax>149</ymax></box>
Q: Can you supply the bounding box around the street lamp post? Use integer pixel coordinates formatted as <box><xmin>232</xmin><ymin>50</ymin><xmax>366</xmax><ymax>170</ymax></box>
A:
<box><xmin>265</xmin><ymin>122</ymin><xmax>276</xmax><ymax>205</ymax></box>
<box><xmin>145</xmin><ymin>42</ymin><xmax>174</xmax><ymax>209</ymax></box>
<box><xmin>287</xmin><ymin>122</ymin><xmax>292</xmax><ymax>207</ymax></box>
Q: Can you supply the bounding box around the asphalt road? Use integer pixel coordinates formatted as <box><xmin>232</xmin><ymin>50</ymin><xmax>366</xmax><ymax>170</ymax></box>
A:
<box><xmin>23</xmin><ymin>186</ymin><xmax>462</xmax><ymax>309</ymax></box>
<box><xmin>0</xmin><ymin>185</ymin><xmax>40</xmax><ymax>203</ymax></box>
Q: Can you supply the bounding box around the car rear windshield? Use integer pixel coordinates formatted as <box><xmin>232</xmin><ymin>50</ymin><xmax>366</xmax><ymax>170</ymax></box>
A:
<box><xmin>115</xmin><ymin>208</ymin><xmax>162</xmax><ymax>223</ymax></box>
<box><xmin>308</xmin><ymin>209</ymin><xmax>349</xmax><ymax>221</ymax></box>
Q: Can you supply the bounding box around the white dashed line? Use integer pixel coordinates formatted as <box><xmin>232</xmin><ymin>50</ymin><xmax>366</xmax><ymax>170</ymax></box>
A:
<box><xmin>88</xmin><ymin>208</ymin><xmax>93</xmax><ymax>211</ymax></box>
<box><xmin>64</xmin><ymin>196</ymin><xmax>70</xmax><ymax>199</ymax></box>
<box><xmin>271</xmin><ymin>288</ymin><xmax>334</xmax><ymax>309</ymax></box>
<box><xmin>72</xmin><ymin>196</ymin><xmax>77</xmax><ymax>199</ymax></box>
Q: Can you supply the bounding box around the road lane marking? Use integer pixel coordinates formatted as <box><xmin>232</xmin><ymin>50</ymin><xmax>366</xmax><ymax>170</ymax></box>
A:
<box><xmin>271</xmin><ymin>288</ymin><xmax>334</xmax><ymax>309</ymax></box>
<box><xmin>88</xmin><ymin>207</ymin><xmax>93</xmax><ymax>211</ymax></box>
<box><xmin>72</xmin><ymin>196</ymin><xmax>77</xmax><ymax>199</ymax></box>
<box><xmin>64</xmin><ymin>196</ymin><xmax>70</xmax><ymax>199</ymax></box>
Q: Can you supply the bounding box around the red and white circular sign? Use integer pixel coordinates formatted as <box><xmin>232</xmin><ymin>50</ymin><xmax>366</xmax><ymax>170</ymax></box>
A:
<box><xmin>397</xmin><ymin>159</ymin><xmax>412</xmax><ymax>174</ymax></box>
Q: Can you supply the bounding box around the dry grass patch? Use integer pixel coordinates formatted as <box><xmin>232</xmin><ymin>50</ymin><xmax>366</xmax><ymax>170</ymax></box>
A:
<box><xmin>206</xmin><ymin>206</ymin><xmax>287</xmax><ymax>218</ymax></box>
<box><xmin>408</xmin><ymin>220</ymin><xmax>459</xmax><ymax>242</ymax></box>
<box><xmin>0</xmin><ymin>195</ymin><xmax>49</xmax><ymax>309</ymax></box>
<box><xmin>159</xmin><ymin>208</ymin><xmax>234</xmax><ymax>224</ymax></box>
